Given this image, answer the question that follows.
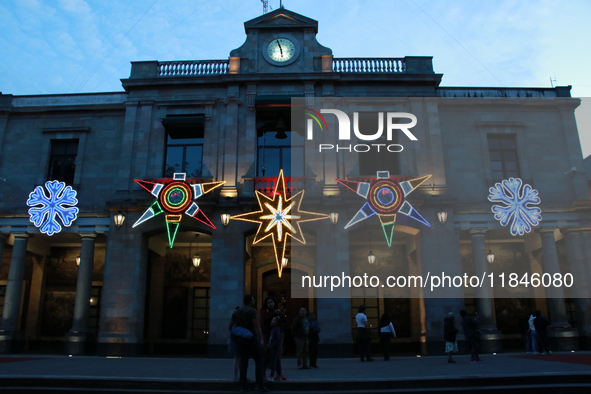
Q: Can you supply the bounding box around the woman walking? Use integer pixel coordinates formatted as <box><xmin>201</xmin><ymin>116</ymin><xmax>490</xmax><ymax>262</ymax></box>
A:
<box><xmin>378</xmin><ymin>313</ymin><xmax>396</xmax><ymax>361</ymax></box>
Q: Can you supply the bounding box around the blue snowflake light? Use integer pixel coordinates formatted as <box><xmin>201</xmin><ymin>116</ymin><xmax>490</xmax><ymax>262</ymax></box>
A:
<box><xmin>488</xmin><ymin>178</ymin><xmax>542</xmax><ymax>236</ymax></box>
<box><xmin>27</xmin><ymin>181</ymin><xmax>79</xmax><ymax>236</ymax></box>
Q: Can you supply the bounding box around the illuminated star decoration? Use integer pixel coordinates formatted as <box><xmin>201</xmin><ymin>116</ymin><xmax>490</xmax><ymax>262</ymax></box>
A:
<box><xmin>27</xmin><ymin>180</ymin><xmax>79</xmax><ymax>236</ymax></box>
<box><xmin>133</xmin><ymin>173</ymin><xmax>224</xmax><ymax>248</ymax></box>
<box><xmin>230</xmin><ymin>170</ymin><xmax>328</xmax><ymax>278</ymax></box>
<box><xmin>337</xmin><ymin>171</ymin><xmax>432</xmax><ymax>247</ymax></box>
<box><xmin>488</xmin><ymin>177</ymin><xmax>542</xmax><ymax>236</ymax></box>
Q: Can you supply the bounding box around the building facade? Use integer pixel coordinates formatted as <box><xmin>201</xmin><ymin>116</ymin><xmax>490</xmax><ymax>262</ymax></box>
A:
<box><xmin>0</xmin><ymin>9</ymin><xmax>590</xmax><ymax>357</ymax></box>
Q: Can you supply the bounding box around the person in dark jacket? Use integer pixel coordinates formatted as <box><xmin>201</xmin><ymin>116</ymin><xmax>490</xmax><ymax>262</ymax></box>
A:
<box><xmin>291</xmin><ymin>307</ymin><xmax>310</xmax><ymax>369</ymax></box>
<box><xmin>268</xmin><ymin>316</ymin><xmax>283</xmax><ymax>381</ymax></box>
<box><xmin>308</xmin><ymin>311</ymin><xmax>321</xmax><ymax>368</ymax></box>
<box><xmin>460</xmin><ymin>309</ymin><xmax>481</xmax><ymax>363</ymax></box>
<box><xmin>533</xmin><ymin>310</ymin><xmax>551</xmax><ymax>354</ymax></box>
<box><xmin>444</xmin><ymin>312</ymin><xmax>459</xmax><ymax>363</ymax></box>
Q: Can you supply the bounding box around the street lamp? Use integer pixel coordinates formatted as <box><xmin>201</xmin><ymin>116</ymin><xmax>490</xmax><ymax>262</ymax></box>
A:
<box><xmin>367</xmin><ymin>231</ymin><xmax>375</xmax><ymax>264</ymax></box>
<box><xmin>114</xmin><ymin>211</ymin><xmax>126</xmax><ymax>228</ymax></box>
<box><xmin>221</xmin><ymin>213</ymin><xmax>231</xmax><ymax>228</ymax></box>
<box><xmin>329</xmin><ymin>212</ymin><xmax>339</xmax><ymax>225</ymax></box>
<box><xmin>437</xmin><ymin>210</ymin><xmax>447</xmax><ymax>224</ymax></box>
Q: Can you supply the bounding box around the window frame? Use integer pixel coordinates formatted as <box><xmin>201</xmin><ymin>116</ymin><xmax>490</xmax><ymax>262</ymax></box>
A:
<box><xmin>487</xmin><ymin>134</ymin><xmax>521</xmax><ymax>180</ymax></box>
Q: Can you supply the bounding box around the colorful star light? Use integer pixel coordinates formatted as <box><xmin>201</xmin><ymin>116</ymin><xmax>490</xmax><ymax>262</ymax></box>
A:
<box><xmin>337</xmin><ymin>171</ymin><xmax>432</xmax><ymax>247</ymax></box>
<box><xmin>133</xmin><ymin>173</ymin><xmax>224</xmax><ymax>248</ymax></box>
<box><xmin>230</xmin><ymin>170</ymin><xmax>328</xmax><ymax>278</ymax></box>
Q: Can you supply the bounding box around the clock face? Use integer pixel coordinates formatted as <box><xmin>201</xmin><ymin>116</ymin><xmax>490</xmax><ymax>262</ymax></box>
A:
<box><xmin>267</xmin><ymin>38</ymin><xmax>296</xmax><ymax>63</ymax></box>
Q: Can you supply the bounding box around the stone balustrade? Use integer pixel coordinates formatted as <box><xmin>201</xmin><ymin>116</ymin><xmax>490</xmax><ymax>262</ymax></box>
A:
<box><xmin>332</xmin><ymin>58</ymin><xmax>406</xmax><ymax>73</ymax></box>
<box><xmin>158</xmin><ymin>60</ymin><xmax>229</xmax><ymax>76</ymax></box>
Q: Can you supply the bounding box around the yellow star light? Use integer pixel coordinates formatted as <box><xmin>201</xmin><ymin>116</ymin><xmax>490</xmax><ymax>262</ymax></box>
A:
<box><xmin>230</xmin><ymin>170</ymin><xmax>328</xmax><ymax>277</ymax></box>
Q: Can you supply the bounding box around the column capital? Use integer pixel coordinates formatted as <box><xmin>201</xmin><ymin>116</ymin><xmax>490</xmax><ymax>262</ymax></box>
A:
<box><xmin>11</xmin><ymin>233</ymin><xmax>31</xmax><ymax>240</ymax></box>
<box><xmin>469</xmin><ymin>229</ymin><xmax>488</xmax><ymax>236</ymax></box>
<box><xmin>79</xmin><ymin>233</ymin><xmax>98</xmax><ymax>240</ymax></box>
<box><xmin>560</xmin><ymin>227</ymin><xmax>582</xmax><ymax>236</ymax></box>
<box><xmin>537</xmin><ymin>228</ymin><xmax>558</xmax><ymax>235</ymax></box>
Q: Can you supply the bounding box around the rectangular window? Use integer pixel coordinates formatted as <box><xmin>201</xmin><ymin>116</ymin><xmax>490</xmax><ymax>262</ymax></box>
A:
<box><xmin>357</xmin><ymin>113</ymin><xmax>400</xmax><ymax>176</ymax></box>
<box><xmin>48</xmin><ymin>139</ymin><xmax>78</xmax><ymax>185</ymax></box>
<box><xmin>257</xmin><ymin>131</ymin><xmax>304</xmax><ymax>177</ymax></box>
<box><xmin>192</xmin><ymin>287</ymin><xmax>210</xmax><ymax>341</ymax></box>
<box><xmin>163</xmin><ymin>116</ymin><xmax>204</xmax><ymax>177</ymax></box>
<box><xmin>487</xmin><ymin>135</ymin><xmax>520</xmax><ymax>180</ymax></box>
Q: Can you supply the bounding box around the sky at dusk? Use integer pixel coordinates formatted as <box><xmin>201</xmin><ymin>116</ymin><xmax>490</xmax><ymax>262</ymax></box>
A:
<box><xmin>1</xmin><ymin>0</ymin><xmax>590</xmax><ymax>157</ymax></box>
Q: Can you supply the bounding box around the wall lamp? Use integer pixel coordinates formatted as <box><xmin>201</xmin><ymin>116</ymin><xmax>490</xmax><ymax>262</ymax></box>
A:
<box><xmin>114</xmin><ymin>211</ymin><xmax>126</xmax><ymax>229</ymax></box>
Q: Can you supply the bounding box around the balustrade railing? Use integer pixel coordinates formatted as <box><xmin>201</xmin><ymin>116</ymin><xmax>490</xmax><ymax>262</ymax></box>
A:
<box><xmin>247</xmin><ymin>176</ymin><xmax>315</xmax><ymax>196</ymax></box>
<box><xmin>333</xmin><ymin>58</ymin><xmax>405</xmax><ymax>73</ymax></box>
<box><xmin>158</xmin><ymin>60</ymin><xmax>229</xmax><ymax>77</ymax></box>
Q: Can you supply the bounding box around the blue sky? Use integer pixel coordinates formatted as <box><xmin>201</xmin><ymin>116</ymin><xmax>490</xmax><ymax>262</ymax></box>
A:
<box><xmin>1</xmin><ymin>0</ymin><xmax>590</xmax><ymax>156</ymax></box>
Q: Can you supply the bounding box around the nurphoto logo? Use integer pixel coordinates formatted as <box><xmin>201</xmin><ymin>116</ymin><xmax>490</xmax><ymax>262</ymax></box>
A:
<box><xmin>305</xmin><ymin>108</ymin><xmax>418</xmax><ymax>153</ymax></box>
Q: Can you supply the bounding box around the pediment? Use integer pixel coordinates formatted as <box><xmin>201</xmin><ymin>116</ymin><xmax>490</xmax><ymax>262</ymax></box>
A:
<box><xmin>244</xmin><ymin>8</ymin><xmax>318</xmax><ymax>33</ymax></box>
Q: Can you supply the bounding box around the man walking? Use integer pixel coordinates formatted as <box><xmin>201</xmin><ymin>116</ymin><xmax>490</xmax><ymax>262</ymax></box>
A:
<box><xmin>291</xmin><ymin>307</ymin><xmax>311</xmax><ymax>369</ymax></box>
<box><xmin>460</xmin><ymin>309</ymin><xmax>481</xmax><ymax>363</ymax></box>
<box><xmin>232</xmin><ymin>295</ymin><xmax>268</xmax><ymax>392</ymax></box>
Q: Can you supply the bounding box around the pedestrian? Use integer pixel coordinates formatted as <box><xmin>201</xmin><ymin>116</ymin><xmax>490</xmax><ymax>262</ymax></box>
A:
<box><xmin>460</xmin><ymin>309</ymin><xmax>481</xmax><ymax>363</ymax></box>
<box><xmin>267</xmin><ymin>316</ymin><xmax>284</xmax><ymax>381</ymax></box>
<box><xmin>356</xmin><ymin>305</ymin><xmax>374</xmax><ymax>362</ymax></box>
<box><xmin>260</xmin><ymin>297</ymin><xmax>285</xmax><ymax>379</ymax></box>
<box><xmin>228</xmin><ymin>306</ymin><xmax>241</xmax><ymax>381</ymax></box>
<box><xmin>518</xmin><ymin>314</ymin><xmax>532</xmax><ymax>353</ymax></box>
<box><xmin>231</xmin><ymin>295</ymin><xmax>268</xmax><ymax>393</ymax></box>
<box><xmin>308</xmin><ymin>311</ymin><xmax>321</xmax><ymax>368</ymax></box>
<box><xmin>443</xmin><ymin>312</ymin><xmax>459</xmax><ymax>363</ymax></box>
<box><xmin>534</xmin><ymin>310</ymin><xmax>550</xmax><ymax>354</ymax></box>
<box><xmin>528</xmin><ymin>313</ymin><xmax>539</xmax><ymax>354</ymax></box>
<box><xmin>291</xmin><ymin>307</ymin><xmax>311</xmax><ymax>369</ymax></box>
<box><xmin>378</xmin><ymin>313</ymin><xmax>396</xmax><ymax>361</ymax></box>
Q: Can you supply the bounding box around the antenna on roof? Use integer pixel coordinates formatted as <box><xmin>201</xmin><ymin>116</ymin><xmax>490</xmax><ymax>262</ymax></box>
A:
<box><xmin>280</xmin><ymin>0</ymin><xmax>284</xmax><ymax>8</ymax></box>
<box><xmin>549</xmin><ymin>73</ymin><xmax>557</xmax><ymax>88</ymax></box>
<box><xmin>261</xmin><ymin>0</ymin><xmax>268</xmax><ymax>14</ymax></box>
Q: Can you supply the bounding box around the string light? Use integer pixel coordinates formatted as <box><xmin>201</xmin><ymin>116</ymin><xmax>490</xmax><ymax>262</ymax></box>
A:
<box><xmin>133</xmin><ymin>173</ymin><xmax>224</xmax><ymax>248</ymax></box>
<box><xmin>230</xmin><ymin>170</ymin><xmax>328</xmax><ymax>277</ymax></box>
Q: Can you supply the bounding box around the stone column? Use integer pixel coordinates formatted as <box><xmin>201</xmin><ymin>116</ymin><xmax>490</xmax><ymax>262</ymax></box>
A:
<box><xmin>469</xmin><ymin>230</ymin><xmax>502</xmax><ymax>353</ymax></box>
<box><xmin>208</xmin><ymin>221</ymin><xmax>245</xmax><ymax>357</ymax></box>
<box><xmin>419</xmin><ymin>206</ymin><xmax>464</xmax><ymax>355</ymax></box>
<box><xmin>538</xmin><ymin>229</ymin><xmax>578</xmax><ymax>350</ymax></box>
<box><xmin>561</xmin><ymin>228</ymin><xmax>591</xmax><ymax>349</ymax></box>
<box><xmin>98</xmin><ymin>221</ymin><xmax>149</xmax><ymax>356</ymax></box>
<box><xmin>64</xmin><ymin>234</ymin><xmax>96</xmax><ymax>355</ymax></box>
<box><xmin>220</xmin><ymin>86</ymin><xmax>241</xmax><ymax>198</ymax></box>
<box><xmin>314</xmin><ymin>216</ymin><xmax>352</xmax><ymax>357</ymax></box>
<box><xmin>0</xmin><ymin>234</ymin><xmax>30</xmax><ymax>354</ymax></box>
<box><xmin>0</xmin><ymin>234</ymin><xmax>6</xmax><ymax>270</ymax></box>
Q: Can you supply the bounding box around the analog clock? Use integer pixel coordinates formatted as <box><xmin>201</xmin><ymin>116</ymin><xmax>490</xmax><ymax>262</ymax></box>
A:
<box><xmin>263</xmin><ymin>37</ymin><xmax>299</xmax><ymax>66</ymax></box>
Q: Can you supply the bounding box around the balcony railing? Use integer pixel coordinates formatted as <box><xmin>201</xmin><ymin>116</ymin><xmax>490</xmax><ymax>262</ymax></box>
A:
<box><xmin>244</xmin><ymin>176</ymin><xmax>316</xmax><ymax>197</ymax></box>
<box><xmin>158</xmin><ymin>60</ymin><xmax>229</xmax><ymax>77</ymax></box>
<box><xmin>332</xmin><ymin>58</ymin><xmax>405</xmax><ymax>73</ymax></box>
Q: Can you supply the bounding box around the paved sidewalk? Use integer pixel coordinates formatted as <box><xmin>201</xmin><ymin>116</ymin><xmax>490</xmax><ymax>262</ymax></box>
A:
<box><xmin>0</xmin><ymin>352</ymin><xmax>590</xmax><ymax>382</ymax></box>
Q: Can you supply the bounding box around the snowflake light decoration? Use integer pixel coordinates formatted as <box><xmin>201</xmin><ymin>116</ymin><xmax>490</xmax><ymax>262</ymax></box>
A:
<box><xmin>337</xmin><ymin>171</ymin><xmax>432</xmax><ymax>247</ymax></box>
<box><xmin>488</xmin><ymin>177</ymin><xmax>542</xmax><ymax>236</ymax></box>
<box><xmin>133</xmin><ymin>173</ymin><xmax>224</xmax><ymax>248</ymax></box>
<box><xmin>27</xmin><ymin>181</ymin><xmax>79</xmax><ymax>236</ymax></box>
<box><xmin>230</xmin><ymin>170</ymin><xmax>328</xmax><ymax>278</ymax></box>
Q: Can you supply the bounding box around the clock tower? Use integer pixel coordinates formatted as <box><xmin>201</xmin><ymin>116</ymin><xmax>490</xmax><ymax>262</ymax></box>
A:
<box><xmin>229</xmin><ymin>8</ymin><xmax>332</xmax><ymax>74</ymax></box>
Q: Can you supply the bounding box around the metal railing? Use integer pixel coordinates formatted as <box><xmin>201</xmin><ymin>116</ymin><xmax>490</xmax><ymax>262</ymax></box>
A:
<box><xmin>158</xmin><ymin>60</ymin><xmax>229</xmax><ymax>77</ymax></box>
<box><xmin>333</xmin><ymin>58</ymin><xmax>405</xmax><ymax>73</ymax></box>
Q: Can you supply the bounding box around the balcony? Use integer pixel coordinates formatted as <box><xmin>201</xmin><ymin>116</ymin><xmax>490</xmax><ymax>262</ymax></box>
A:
<box><xmin>243</xmin><ymin>176</ymin><xmax>317</xmax><ymax>197</ymax></box>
